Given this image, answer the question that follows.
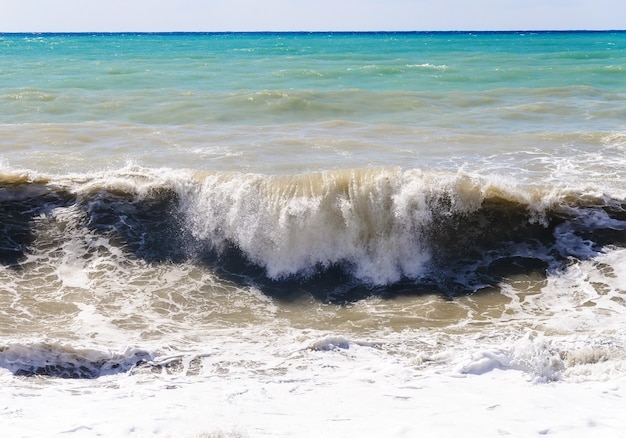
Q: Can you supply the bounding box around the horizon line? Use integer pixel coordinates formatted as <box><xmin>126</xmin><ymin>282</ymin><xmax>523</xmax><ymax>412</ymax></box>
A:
<box><xmin>2</xmin><ymin>29</ymin><xmax>625</xmax><ymax>35</ymax></box>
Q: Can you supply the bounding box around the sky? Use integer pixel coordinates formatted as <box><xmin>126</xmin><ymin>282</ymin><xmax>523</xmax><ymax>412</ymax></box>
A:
<box><xmin>0</xmin><ymin>0</ymin><xmax>624</xmax><ymax>32</ymax></box>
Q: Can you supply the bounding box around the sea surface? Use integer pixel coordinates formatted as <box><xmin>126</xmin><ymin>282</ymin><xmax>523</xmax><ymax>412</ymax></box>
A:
<box><xmin>2</xmin><ymin>31</ymin><xmax>626</xmax><ymax>436</ymax></box>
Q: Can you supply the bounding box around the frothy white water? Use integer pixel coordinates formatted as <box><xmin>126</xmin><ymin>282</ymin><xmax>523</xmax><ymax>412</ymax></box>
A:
<box><xmin>185</xmin><ymin>168</ymin><xmax>436</xmax><ymax>283</ymax></box>
<box><xmin>2</xmin><ymin>328</ymin><xmax>626</xmax><ymax>437</ymax></box>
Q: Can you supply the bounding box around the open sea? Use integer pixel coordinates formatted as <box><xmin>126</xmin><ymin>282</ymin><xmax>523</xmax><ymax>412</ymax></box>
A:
<box><xmin>2</xmin><ymin>31</ymin><xmax>626</xmax><ymax>436</ymax></box>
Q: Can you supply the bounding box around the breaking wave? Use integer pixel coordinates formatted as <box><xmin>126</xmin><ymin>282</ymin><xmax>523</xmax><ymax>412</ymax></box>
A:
<box><xmin>1</xmin><ymin>166</ymin><xmax>625</xmax><ymax>297</ymax></box>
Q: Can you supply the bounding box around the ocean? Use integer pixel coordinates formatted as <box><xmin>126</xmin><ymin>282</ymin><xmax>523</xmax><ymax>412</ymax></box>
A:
<box><xmin>1</xmin><ymin>31</ymin><xmax>626</xmax><ymax>436</ymax></box>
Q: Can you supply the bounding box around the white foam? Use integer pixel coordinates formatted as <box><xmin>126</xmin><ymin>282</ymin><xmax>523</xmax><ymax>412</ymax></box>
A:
<box><xmin>457</xmin><ymin>333</ymin><xmax>565</xmax><ymax>382</ymax></box>
<box><xmin>2</xmin><ymin>333</ymin><xmax>626</xmax><ymax>437</ymax></box>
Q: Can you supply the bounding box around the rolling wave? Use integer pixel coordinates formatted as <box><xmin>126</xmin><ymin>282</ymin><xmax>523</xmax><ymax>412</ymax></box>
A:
<box><xmin>1</xmin><ymin>166</ymin><xmax>625</xmax><ymax>297</ymax></box>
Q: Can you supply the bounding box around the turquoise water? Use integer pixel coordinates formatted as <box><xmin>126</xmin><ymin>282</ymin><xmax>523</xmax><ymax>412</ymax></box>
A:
<box><xmin>1</xmin><ymin>32</ymin><xmax>625</xmax><ymax>181</ymax></box>
<box><xmin>2</xmin><ymin>32</ymin><xmax>625</xmax><ymax>124</ymax></box>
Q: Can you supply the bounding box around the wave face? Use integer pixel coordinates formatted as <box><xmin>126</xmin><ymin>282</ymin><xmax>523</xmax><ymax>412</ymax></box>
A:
<box><xmin>2</xmin><ymin>167</ymin><xmax>625</xmax><ymax>298</ymax></box>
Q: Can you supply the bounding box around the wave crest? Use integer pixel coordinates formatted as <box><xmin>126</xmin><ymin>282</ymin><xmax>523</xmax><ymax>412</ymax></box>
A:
<box><xmin>1</xmin><ymin>166</ymin><xmax>625</xmax><ymax>294</ymax></box>
<box><xmin>185</xmin><ymin>168</ymin><xmax>436</xmax><ymax>284</ymax></box>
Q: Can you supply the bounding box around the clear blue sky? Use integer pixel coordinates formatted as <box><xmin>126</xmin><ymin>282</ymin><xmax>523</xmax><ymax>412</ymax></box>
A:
<box><xmin>1</xmin><ymin>0</ymin><xmax>624</xmax><ymax>32</ymax></box>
